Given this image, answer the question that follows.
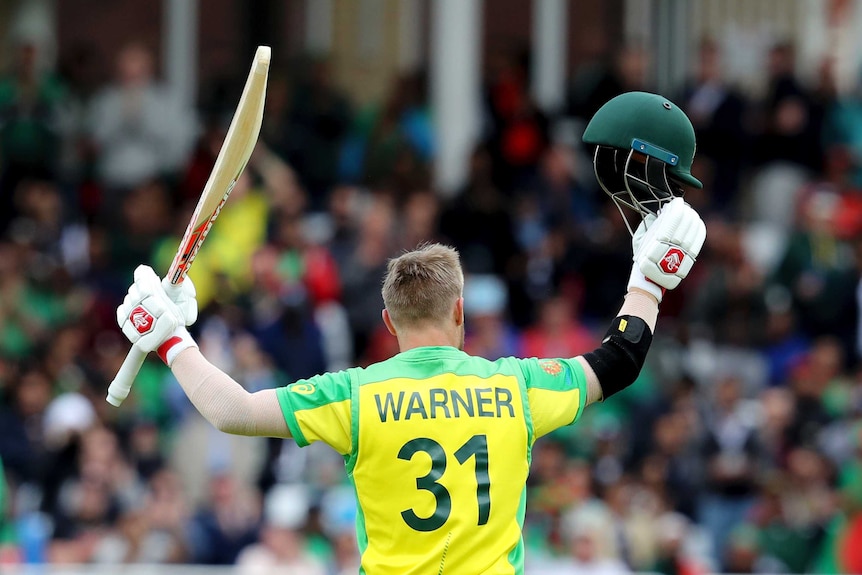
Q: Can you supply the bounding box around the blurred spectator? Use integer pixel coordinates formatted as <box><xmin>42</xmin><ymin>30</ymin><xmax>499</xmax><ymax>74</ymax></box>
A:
<box><xmin>252</xmin><ymin>208</ymin><xmax>340</xmax><ymax>311</ymax></box>
<box><xmin>568</xmin><ymin>41</ymin><xmax>652</xmax><ymax>126</ymax></box>
<box><xmin>678</xmin><ymin>39</ymin><xmax>749</xmax><ymax>215</ymax></box>
<box><xmin>107</xmin><ymin>178</ymin><xmax>172</xmax><ymax>282</ymax></box>
<box><xmin>642</xmin><ymin>410</ymin><xmax>701</xmax><ymax>519</ymax></box>
<box><xmin>815</xmin><ymin>422</ymin><xmax>862</xmax><ymax>572</ymax></box>
<box><xmin>784</xmin><ymin>338</ymin><xmax>840</xmax><ymax>452</ymax></box>
<box><xmin>9</xmin><ymin>178</ymin><xmax>89</xmax><ymax>280</ymax></box>
<box><xmin>324</xmin><ymin>185</ymin><xmax>363</xmax><ymax>271</ymax></box>
<box><xmin>0</xmin><ymin>241</ymin><xmax>78</xmax><ymax>360</ymax></box>
<box><xmin>762</xmin><ymin>302</ymin><xmax>810</xmax><ymax>387</ymax></box>
<box><xmin>754</xmin><ymin>41</ymin><xmax>823</xmax><ymax>172</ymax></box>
<box><xmin>48</xmin><ymin>426</ymin><xmax>141</xmax><ymax>563</ymax></box>
<box><xmin>685</xmin><ymin>220</ymin><xmax>768</xmax><ymax>347</ymax></box>
<box><xmin>767</xmin><ymin>448</ymin><xmax>833</xmax><ymax>570</ymax></box>
<box><xmin>277</xmin><ymin>57</ymin><xmax>351</xmax><ymax>207</ymax></box>
<box><xmin>483</xmin><ymin>47</ymin><xmax>550</xmax><ymax>192</ymax></box>
<box><xmin>250</xmin><ymin>210</ymin><xmax>331</xmax><ymax>380</ymax></box>
<box><xmin>55</xmin><ymin>44</ymin><xmax>103</xmax><ymax>192</ymax></box>
<box><xmin>397</xmin><ymin>189</ymin><xmax>442</xmax><ymax>251</ymax></box>
<box><xmin>649</xmin><ymin>512</ymin><xmax>708</xmax><ymax>575</ymax></box>
<box><xmin>531</xmin><ymin>502</ymin><xmax>631</xmax><ymax>575</ymax></box>
<box><xmin>186</xmin><ymin>473</ymin><xmax>261</xmax><ymax>565</ymax></box>
<box><xmin>126</xmin><ymin>418</ymin><xmax>165</xmax><ymax>481</ymax></box>
<box><xmin>527</xmin><ymin>453</ymin><xmax>594</xmax><ymax>558</ymax></box>
<box><xmin>463</xmin><ymin>274</ymin><xmax>521</xmax><ymax>360</ymax></box>
<box><xmin>771</xmin><ymin>190</ymin><xmax>858</xmax><ymax>346</ymax></box>
<box><xmin>748</xmin><ymin>42</ymin><xmax>825</xmax><ymax>232</ymax></box>
<box><xmin>699</xmin><ymin>376</ymin><xmax>759</xmax><ymax>567</ymax></box>
<box><xmin>0</xmin><ymin>367</ymin><xmax>53</xmax><ymax>484</ymax></box>
<box><xmin>722</xmin><ymin>524</ymin><xmax>768</xmax><ymax>573</ymax></box>
<box><xmin>0</xmin><ymin>34</ymin><xmax>65</xmax><ymax>234</ymax></box>
<box><xmin>236</xmin><ymin>484</ymin><xmax>325</xmax><ymax>575</ymax></box>
<box><xmin>92</xmin><ymin>468</ymin><xmax>188</xmax><ymax>563</ymax></box>
<box><xmin>361</xmin><ymin>72</ymin><xmax>433</xmax><ymax>193</ymax></box>
<box><xmin>529</xmin><ymin>144</ymin><xmax>597</xmax><ymax>230</ymax></box>
<box><xmin>328</xmin><ymin>529</ymin><xmax>361</xmax><ymax>575</ymax></box>
<box><xmin>0</xmin><ymin>456</ymin><xmax>15</xmax><ymax>562</ymax></box>
<box><xmin>574</xmin><ymin>202</ymin><xmax>632</xmax><ymax>321</ymax></box>
<box><xmin>824</xmin><ymin>62</ymin><xmax>862</xmax><ymax>189</ymax></box>
<box><xmin>87</xmin><ymin>42</ymin><xmax>196</xmax><ymax>200</ymax></box>
<box><xmin>513</xmin><ymin>144</ymin><xmax>595</xmax><ymax>320</ymax></box>
<box><xmin>439</xmin><ymin>145</ymin><xmax>520</xmax><ymax>276</ymax></box>
<box><xmin>756</xmin><ymin>387</ymin><xmax>796</xmax><ymax>470</ymax></box>
<box><xmin>520</xmin><ymin>295</ymin><xmax>596</xmax><ymax>359</ymax></box>
<box><xmin>340</xmin><ymin>194</ymin><xmax>394</xmax><ymax>364</ymax></box>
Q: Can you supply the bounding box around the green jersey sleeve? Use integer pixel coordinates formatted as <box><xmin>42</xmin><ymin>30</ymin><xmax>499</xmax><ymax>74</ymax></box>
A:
<box><xmin>518</xmin><ymin>357</ymin><xmax>588</xmax><ymax>439</ymax></box>
<box><xmin>276</xmin><ymin>370</ymin><xmax>353</xmax><ymax>455</ymax></box>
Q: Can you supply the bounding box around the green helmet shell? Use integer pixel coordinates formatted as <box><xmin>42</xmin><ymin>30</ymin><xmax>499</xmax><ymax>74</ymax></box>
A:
<box><xmin>583</xmin><ymin>91</ymin><xmax>702</xmax><ymax>189</ymax></box>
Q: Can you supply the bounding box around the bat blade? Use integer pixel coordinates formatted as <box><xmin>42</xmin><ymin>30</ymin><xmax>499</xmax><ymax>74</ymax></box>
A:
<box><xmin>169</xmin><ymin>45</ymin><xmax>271</xmax><ymax>285</ymax></box>
<box><xmin>106</xmin><ymin>46</ymin><xmax>271</xmax><ymax>407</ymax></box>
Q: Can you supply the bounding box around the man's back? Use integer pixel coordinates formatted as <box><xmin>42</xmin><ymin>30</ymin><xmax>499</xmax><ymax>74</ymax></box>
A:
<box><xmin>276</xmin><ymin>346</ymin><xmax>588</xmax><ymax>574</ymax></box>
<box><xmin>354</xmin><ymin>346</ymin><xmax>530</xmax><ymax>574</ymax></box>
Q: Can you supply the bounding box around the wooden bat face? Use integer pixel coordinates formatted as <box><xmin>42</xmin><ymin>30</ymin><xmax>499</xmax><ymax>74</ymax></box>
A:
<box><xmin>168</xmin><ymin>46</ymin><xmax>270</xmax><ymax>285</ymax></box>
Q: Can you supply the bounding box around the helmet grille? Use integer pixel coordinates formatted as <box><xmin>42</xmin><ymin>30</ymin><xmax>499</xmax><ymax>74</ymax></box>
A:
<box><xmin>593</xmin><ymin>145</ymin><xmax>684</xmax><ymax>233</ymax></box>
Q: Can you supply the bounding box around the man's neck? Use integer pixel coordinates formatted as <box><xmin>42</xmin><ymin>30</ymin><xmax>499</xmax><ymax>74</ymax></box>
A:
<box><xmin>397</xmin><ymin>326</ymin><xmax>460</xmax><ymax>352</ymax></box>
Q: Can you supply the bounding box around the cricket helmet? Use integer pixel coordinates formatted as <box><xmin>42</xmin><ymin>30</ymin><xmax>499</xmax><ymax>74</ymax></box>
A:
<box><xmin>583</xmin><ymin>91</ymin><xmax>701</xmax><ymax>226</ymax></box>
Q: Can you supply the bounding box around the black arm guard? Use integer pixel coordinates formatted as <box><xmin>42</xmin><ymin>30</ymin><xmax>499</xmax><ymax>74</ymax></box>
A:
<box><xmin>582</xmin><ymin>315</ymin><xmax>653</xmax><ymax>400</ymax></box>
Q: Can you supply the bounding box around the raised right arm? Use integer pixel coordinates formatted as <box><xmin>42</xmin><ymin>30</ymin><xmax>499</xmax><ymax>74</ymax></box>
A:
<box><xmin>170</xmin><ymin>348</ymin><xmax>289</xmax><ymax>438</ymax></box>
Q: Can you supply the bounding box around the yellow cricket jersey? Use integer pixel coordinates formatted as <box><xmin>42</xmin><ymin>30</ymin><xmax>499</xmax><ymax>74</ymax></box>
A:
<box><xmin>275</xmin><ymin>346</ymin><xmax>587</xmax><ymax>575</ymax></box>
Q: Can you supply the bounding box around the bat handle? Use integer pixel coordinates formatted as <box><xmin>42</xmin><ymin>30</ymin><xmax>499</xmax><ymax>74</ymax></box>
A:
<box><xmin>106</xmin><ymin>346</ymin><xmax>147</xmax><ymax>407</ymax></box>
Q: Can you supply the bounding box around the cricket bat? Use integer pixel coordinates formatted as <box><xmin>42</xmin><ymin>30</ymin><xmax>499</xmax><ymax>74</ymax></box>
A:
<box><xmin>106</xmin><ymin>46</ymin><xmax>271</xmax><ymax>407</ymax></box>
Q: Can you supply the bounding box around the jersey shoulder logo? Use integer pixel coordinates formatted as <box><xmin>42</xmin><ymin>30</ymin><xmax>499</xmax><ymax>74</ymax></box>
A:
<box><xmin>659</xmin><ymin>247</ymin><xmax>685</xmax><ymax>274</ymax></box>
<box><xmin>539</xmin><ymin>359</ymin><xmax>563</xmax><ymax>376</ymax></box>
<box><xmin>130</xmin><ymin>306</ymin><xmax>154</xmax><ymax>334</ymax></box>
<box><xmin>290</xmin><ymin>383</ymin><xmax>316</xmax><ymax>395</ymax></box>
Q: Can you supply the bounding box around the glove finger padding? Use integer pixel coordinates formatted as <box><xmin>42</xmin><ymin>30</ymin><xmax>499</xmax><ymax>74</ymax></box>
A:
<box><xmin>162</xmin><ymin>276</ymin><xmax>198</xmax><ymax>326</ymax></box>
<box><xmin>632</xmin><ymin>213</ymin><xmax>657</xmax><ymax>257</ymax></box>
<box><xmin>134</xmin><ymin>264</ymin><xmax>162</xmax><ymax>293</ymax></box>
<box><xmin>635</xmin><ymin>198</ymin><xmax>706</xmax><ymax>290</ymax></box>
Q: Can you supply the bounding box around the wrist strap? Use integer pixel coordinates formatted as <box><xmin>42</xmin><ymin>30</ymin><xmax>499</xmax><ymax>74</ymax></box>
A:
<box><xmin>628</xmin><ymin>265</ymin><xmax>665</xmax><ymax>303</ymax></box>
<box><xmin>156</xmin><ymin>326</ymin><xmax>198</xmax><ymax>367</ymax></box>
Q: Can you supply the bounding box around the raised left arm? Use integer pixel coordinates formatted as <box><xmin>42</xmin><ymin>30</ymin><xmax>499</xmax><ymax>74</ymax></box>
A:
<box><xmin>578</xmin><ymin>198</ymin><xmax>706</xmax><ymax>405</ymax></box>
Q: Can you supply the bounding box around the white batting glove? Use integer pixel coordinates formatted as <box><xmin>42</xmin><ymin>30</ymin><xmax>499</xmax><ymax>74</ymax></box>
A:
<box><xmin>162</xmin><ymin>276</ymin><xmax>198</xmax><ymax>326</ymax></box>
<box><xmin>631</xmin><ymin>212</ymin><xmax>657</xmax><ymax>256</ymax></box>
<box><xmin>628</xmin><ymin>198</ymin><xmax>706</xmax><ymax>302</ymax></box>
<box><xmin>117</xmin><ymin>265</ymin><xmax>198</xmax><ymax>366</ymax></box>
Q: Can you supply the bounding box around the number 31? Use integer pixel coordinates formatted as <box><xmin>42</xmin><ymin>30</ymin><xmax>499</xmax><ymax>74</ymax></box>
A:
<box><xmin>398</xmin><ymin>434</ymin><xmax>490</xmax><ymax>532</ymax></box>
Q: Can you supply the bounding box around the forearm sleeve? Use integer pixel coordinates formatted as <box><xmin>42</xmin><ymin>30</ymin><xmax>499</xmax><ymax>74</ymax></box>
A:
<box><xmin>580</xmin><ymin>289</ymin><xmax>659</xmax><ymax>404</ymax></box>
<box><xmin>171</xmin><ymin>348</ymin><xmax>290</xmax><ymax>438</ymax></box>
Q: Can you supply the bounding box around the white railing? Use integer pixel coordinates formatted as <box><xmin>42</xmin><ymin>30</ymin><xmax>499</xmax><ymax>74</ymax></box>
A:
<box><xmin>3</xmin><ymin>567</ymin><xmax>314</xmax><ymax>575</ymax></box>
<box><xmin>0</xmin><ymin>568</ymin><xmax>793</xmax><ymax>575</ymax></box>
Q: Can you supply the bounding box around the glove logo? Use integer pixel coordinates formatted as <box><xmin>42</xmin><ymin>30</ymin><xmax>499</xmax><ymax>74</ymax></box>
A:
<box><xmin>130</xmin><ymin>306</ymin><xmax>155</xmax><ymax>335</ymax></box>
<box><xmin>659</xmin><ymin>248</ymin><xmax>685</xmax><ymax>274</ymax></box>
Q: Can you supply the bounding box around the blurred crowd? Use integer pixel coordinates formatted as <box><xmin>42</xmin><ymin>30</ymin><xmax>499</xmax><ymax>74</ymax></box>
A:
<box><xmin>3</xmin><ymin>29</ymin><xmax>862</xmax><ymax>575</ymax></box>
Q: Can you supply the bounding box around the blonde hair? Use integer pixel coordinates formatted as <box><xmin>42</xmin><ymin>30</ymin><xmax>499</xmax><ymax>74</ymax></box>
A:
<box><xmin>382</xmin><ymin>243</ymin><xmax>464</xmax><ymax>328</ymax></box>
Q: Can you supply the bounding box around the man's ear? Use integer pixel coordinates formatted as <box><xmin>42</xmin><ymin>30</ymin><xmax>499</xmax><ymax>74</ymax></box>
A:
<box><xmin>382</xmin><ymin>309</ymin><xmax>398</xmax><ymax>336</ymax></box>
<box><xmin>454</xmin><ymin>297</ymin><xmax>464</xmax><ymax>326</ymax></box>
